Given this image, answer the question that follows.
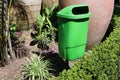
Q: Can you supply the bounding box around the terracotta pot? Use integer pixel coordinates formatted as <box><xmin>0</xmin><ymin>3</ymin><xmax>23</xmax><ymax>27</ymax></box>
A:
<box><xmin>10</xmin><ymin>0</ymin><xmax>42</xmax><ymax>30</ymax></box>
<box><xmin>42</xmin><ymin>0</ymin><xmax>58</xmax><ymax>7</ymax></box>
<box><xmin>18</xmin><ymin>0</ymin><xmax>42</xmax><ymax>21</ymax></box>
<box><xmin>59</xmin><ymin>0</ymin><xmax>114</xmax><ymax>49</ymax></box>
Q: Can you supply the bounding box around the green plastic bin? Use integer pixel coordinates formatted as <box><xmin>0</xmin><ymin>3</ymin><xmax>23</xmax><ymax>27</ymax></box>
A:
<box><xmin>57</xmin><ymin>4</ymin><xmax>91</xmax><ymax>60</ymax></box>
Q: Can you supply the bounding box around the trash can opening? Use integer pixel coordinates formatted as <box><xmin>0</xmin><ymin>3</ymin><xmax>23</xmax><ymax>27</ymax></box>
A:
<box><xmin>72</xmin><ymin>6</ymin><xmax>88</xmax><ymax>15</ymax></box>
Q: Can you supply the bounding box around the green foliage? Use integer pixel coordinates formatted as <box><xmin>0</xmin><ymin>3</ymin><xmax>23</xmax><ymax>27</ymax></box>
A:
<box><xmin>57</xmin><ymin>27</ymin><xmax>120</xmax><ymax>80</ymax></box>
<box><xmin>112</xmin><ymin>7</ymin><xmax>120</xmax><ymax>28</ymax></box>
<box><xmin>22</xmin><ymin>56</ymin><xmax>52</xmax><ymax>80</ymax></box>
<box><xmin>31</xmin><ymin>3</ymin><xmax>57</xmax><ymax>50</ymax></box>
<box><xmin>9</xmin><ymin>23</ymin><xmax>17</xmax><ymax>37</ymax></box>
<box><xmin>36</xmin><ymin>14</ymin><xmax>51</xmax><ymax>48</ymax></box>
<box><xmin>9</xmin><ymin>23</ymin><xmax>22</xmax><ymax>40</ymax></box>
<box><xmin>113</xmin><ymin>15</ymin><xmax>120</xmax><ymax>28</ymax></box>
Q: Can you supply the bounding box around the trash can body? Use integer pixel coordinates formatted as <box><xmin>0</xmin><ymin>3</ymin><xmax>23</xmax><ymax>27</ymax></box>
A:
<box><xmin>57</xmin><ymin>4</ymin><xmax>91</xmax><ymax>60</ymax></box>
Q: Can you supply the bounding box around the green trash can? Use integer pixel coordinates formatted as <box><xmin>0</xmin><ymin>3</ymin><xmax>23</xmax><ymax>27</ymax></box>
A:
<box><xmin>57</xmin><ymin>4</ymin><xmax>91</xmax><ymax>60</ymax></box>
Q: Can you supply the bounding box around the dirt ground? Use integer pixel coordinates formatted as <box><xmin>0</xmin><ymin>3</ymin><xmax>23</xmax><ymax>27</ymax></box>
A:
<box><xmin>0</xmin><ymin>55</ymin><xmax>78</xmax><ymax>80</ymax></box>
<box><xmin>0</xmin><ymin>30</ymin><xmax>38</xmax><ymax>80</ymax></box>
<box><xmin>0</xmin><ymin>57</ymin><xmax>28</xmax><ymax>80</ymax></box>
<box><xmin>0</xmin><ymin>30</ymin><xmax>78</xmax><ymax>80</ymax></box>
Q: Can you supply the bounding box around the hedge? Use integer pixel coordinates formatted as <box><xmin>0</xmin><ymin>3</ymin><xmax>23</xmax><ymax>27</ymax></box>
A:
<box><xmin>57</xmin><ymin>28</ymin><xmax>120</xmax><ymax>80</ymax></box>
<box><xmin>112</xmin><ymin>7</ymin><xmax>120</xmax><ymax>28</ymax></box>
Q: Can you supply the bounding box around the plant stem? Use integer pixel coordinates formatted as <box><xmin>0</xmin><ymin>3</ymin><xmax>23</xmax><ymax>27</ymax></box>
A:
<box><xmin>8</xmin><ymin>30</ymin><xmax>16</xmax><ymax>59</ymax></box>
<box><xmin>65</xmin><ymin>60</ymin><xmax>70</xmax><ymax>69</ymax></box>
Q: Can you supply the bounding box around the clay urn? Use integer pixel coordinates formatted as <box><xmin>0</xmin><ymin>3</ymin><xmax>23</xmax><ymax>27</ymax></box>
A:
<box><xmin>10</xmin><ymin>0</ymin><xmax>42</xmax><ymax>30</ymax></box>
<box><xmin>42</xmin><ymin>0</ymin><xmax>58</xmax><ymax>7</ymax></box>
<box><xmin>58</xmin><ymin>0</ymin><xmax>114</xmax><ymax>49</ymax></box>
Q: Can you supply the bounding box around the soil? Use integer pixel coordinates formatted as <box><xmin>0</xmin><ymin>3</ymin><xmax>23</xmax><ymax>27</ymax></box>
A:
<box><xmin>0</xmin><ymin>57</ymin><xmax>28</xmax><ymax>80</ymax></box>
<box><xmin>0</xmin><ymin>30</ymin><xmax>39</xmax><ymax>80</ymax></box>
<box><xmin>0</xmin><ymin>31</ymin><xmax>78</xmax><ymax>80</ymax></box>
<box><xmin>0</xmin><ymin>30</ymin><xmax>78</xmax><ymax>80</ymax></box>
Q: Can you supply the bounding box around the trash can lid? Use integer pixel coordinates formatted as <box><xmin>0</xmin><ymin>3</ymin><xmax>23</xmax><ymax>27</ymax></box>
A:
<box><xmin>57</xmin><ymin>4</ymin><xmax>91</xmax><ymax>19</ymax></box>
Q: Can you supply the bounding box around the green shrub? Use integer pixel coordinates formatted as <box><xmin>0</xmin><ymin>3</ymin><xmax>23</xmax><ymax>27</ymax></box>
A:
<box><xmin>112</xmin><ymin>7</ymin><xmax>120</xmax><ymax>28</ymax></box>
<box><xmin>113</xmin><ymin>15</ymin><xmax>120</xmax><ymax>28</ymax></box>
<box><xmin>57</xmin><ymin>28</ymin><xmax>120</xmax><ymax>80</ymax></box>
<box><xmin>22</xmin><ymin>56</ymin><xmax>52</xmax><ymax>80</ymax></box>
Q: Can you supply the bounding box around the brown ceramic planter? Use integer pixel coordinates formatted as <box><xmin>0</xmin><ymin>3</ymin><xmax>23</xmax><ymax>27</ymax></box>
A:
<box><xmin>10</xmin><ymin>0</ymin><xmax>42</xmax><ymax>30</ymax></box>
<box><xmin>42</xmin><ymin>0</ymin><xmax>58</xmax><ymax>7</ymax></box>
<box><xmin>18</xmin><ymin>0</ymin><xmax>42</xmax><ymax>21</ymax></box>
<box><xmin>59</xmin><ymin>0</ymin><xmax>114</xmax><ymax>49</ymax></box>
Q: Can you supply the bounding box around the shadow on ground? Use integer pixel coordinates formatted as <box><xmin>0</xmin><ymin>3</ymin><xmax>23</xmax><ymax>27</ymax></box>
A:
<box><xmin>41</xmin><ymin>53</ymin><xmax>70</xmax><ymax>76</ymax></box>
